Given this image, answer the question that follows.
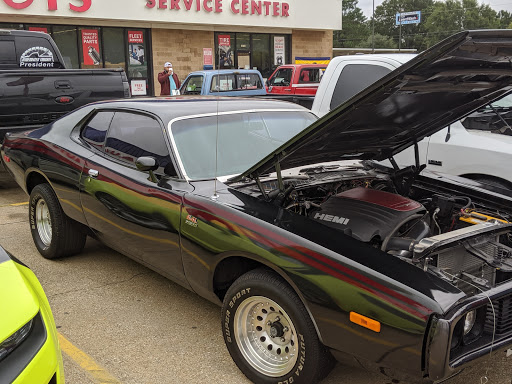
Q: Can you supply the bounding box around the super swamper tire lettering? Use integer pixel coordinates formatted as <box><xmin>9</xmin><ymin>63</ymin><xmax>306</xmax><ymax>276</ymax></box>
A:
<box><xmin>29</xmin><ymin>183</ymin><xmax>86</xmax><ymax>259</ymax></box>
<box><xmin>221</xmin><ymin>268</ymin><xmax>333</xmax><ymax>384</ymax></box>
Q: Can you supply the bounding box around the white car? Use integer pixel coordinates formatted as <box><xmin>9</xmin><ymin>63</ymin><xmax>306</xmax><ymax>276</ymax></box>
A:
<box><xmin>313</xmin><ymin>55</ymin><xmax>512</xmax><ymax>189</ymax></box>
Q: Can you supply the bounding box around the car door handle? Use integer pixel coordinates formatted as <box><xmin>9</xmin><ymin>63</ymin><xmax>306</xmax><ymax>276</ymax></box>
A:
<box><xmin>88</xmin><ymin>169</ymin><xmax>99</xmax><ymax>178</ymax></box>
<box><xmin>55</xmin><ymin>80</ymin><xmax>72</xmax><ymax>89</ymax></box>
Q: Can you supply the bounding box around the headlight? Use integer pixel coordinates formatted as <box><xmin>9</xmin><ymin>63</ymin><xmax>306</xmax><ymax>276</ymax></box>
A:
<box><xmin>463</xmin><ymin>310</ymin><xmax>477</xmax><ymax>335</ymax></box>
<box><xmin>0</xmin><ymin>318</ymin><xmax>33</xmax><ymax>362</ymax></box>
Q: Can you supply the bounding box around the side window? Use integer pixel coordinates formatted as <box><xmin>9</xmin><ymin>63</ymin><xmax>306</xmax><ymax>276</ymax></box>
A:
<box><xmin>270</xmin><ymin>68</ymin><xmax>292</xmax><ymax>86</ymax></box>
<box><xmin>236</xmin><ymin>74</ymin><xmax>263</xmax><ymax>90</ymax></box>
<box><xmin>105</xmin><ymin>112</ymin><xmax>173</xmax><ymax>176</ymax></box>
<box><xmin>210</xmin><ymin>74</ymin><xmax>236</xmax><ymax>92</ymax></box>
<box><xmin>81</xmin><ymin>111</ymin><xmax>115</xmax><ymax>151</ymax></box>
<box><xmin>0</xmin><ymin>41</ymin><xmax>16</xmax><ymax>64</ymax></box>
<box><xmin>15</xmin><ymin>36</ymin><xmax>64</xmax><ymax>69</ymax></box>
<box><xmin>330</xmin><ymin>64</ymin><xmax>391</xmax><ymax>111</ymax></box>
<box><xmin>299</xmin><ymin>68</ymin><xmax>322</xmax><ymax>84</ymax></box>
<box><xmin>181</xmin><ymin>75</ymin><xmax>203</xmax><ymax>95</ymax></box>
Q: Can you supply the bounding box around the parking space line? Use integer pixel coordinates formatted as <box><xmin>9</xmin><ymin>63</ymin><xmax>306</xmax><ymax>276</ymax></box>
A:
<box><xmin>0</xmin><ymin>202</ymin><xmax>29</xmax><ymax>208</ymax></box>
<box><xmin>58</xmin><ymin>333</ymin><xmax>122</xmax><ymax>384</ymax></box>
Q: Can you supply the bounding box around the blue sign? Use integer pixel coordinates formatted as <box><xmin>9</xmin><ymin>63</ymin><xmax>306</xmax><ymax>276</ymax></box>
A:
<box><xmin>396</xmin><ymin>11</ymin><xmax>421</xmax><ymax>25</ymax></box>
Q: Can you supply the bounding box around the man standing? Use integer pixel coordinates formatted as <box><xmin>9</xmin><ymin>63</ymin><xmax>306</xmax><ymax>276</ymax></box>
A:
<box><xmin>158</xmin><ymin>62</ymin><xmax>181</xmax><ymax>96</ymax></box>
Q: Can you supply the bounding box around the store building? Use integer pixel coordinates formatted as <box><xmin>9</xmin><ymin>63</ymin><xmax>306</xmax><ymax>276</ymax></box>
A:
<box><xmin>0</xmin><ymin>0</ymin><xmax>341</xmax><ymax>96</ymax></box>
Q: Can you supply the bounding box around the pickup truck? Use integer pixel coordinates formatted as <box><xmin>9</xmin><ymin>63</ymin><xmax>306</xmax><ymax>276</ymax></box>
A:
<box><xmin>180</xmin><ymin>69</ymin><xmax>266</xmax><ymax>96</ymax></box>
<box><xmin>266</xmin><ymin>64</ymin><xmax>326</xmax><ymax>96</ymax></box>
<box><xmin>0</xmin><ymin>29</ymin><xmax>130</xmax><ymax>142</ymax></box>
<box><xmin>312</xmin><ymin>54</ymin><xmax>512</xmax><ymax>189</ymax></box>
<box><xmin>264</xmin><ymin>64</ymin><xmax>326</xmax><ymax>109</ymax></box>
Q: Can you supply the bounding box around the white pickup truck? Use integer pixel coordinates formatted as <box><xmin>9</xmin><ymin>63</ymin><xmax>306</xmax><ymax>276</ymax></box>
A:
<box><xmin>312</xmin><ymin>54</ymin><xmax>512</xmax><ymax>189</ymax></box>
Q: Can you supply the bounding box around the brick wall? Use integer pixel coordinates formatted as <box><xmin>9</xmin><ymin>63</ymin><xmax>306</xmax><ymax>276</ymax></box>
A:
<box><xmin>151</xmin><ymin>28</ymin><xmax>214</xmax><ymax>96</ymax></box>
<box><xmin>291</xmin><ymin>30</ymin><xmax>333</xmax><ymax>62</ymax></box>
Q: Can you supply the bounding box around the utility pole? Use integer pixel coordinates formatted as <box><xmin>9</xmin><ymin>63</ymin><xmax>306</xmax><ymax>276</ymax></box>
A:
<box><xmin>398</xmin><ymin>6</ymin><xmax>402</xmax><ymax>52</ymax></box>
<box><xmin>372</xmin><ymin>0</ymin><xmax>375</xmax><ymax>53</ymax></box>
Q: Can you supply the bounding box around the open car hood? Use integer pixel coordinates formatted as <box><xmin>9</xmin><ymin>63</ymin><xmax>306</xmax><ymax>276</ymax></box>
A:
<box><xmin>232</xmin><ymin>30</ymin><xmax>512</xmax><ymax>182</ymax></box>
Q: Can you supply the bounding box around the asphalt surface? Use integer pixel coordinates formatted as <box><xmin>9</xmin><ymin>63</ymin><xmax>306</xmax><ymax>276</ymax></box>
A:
<box><xmin>0</xmin><ymin>168</ymin><xmax>511</xmax><ymax>384</ymax></box>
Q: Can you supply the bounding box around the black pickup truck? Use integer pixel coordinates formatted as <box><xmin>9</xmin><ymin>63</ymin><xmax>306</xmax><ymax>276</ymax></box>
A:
<box><xmin>0</xmin><ymin>30</ymin><xmax>130</xmax><ymax>142</ymax></box>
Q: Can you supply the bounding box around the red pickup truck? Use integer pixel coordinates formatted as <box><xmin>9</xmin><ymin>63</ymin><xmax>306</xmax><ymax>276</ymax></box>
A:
<box><xmin>265</xmin><ymin>64</ymin><xmax>327</xmax><ymax>96</ymax></box>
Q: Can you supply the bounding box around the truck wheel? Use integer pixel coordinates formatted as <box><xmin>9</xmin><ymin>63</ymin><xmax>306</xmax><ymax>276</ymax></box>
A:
<box><xmin>29</xmin><ymin>184</ymin><xmax>86</xmax><ymax>259</ymax></box>
<box><xmin>221</xmin><ymin>268</ymin><xmax>334</xmax><ymax>384</ymax></box>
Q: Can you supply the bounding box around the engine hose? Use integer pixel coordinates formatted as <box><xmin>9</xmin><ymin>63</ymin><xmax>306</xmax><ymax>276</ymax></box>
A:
<box><xmin>381</xmin><ymin>214</ymin><xmax>425</xmax><ymax>252</ymax></box>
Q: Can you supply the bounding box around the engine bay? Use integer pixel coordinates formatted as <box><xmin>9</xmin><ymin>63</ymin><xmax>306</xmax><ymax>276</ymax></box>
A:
<box><xmin>234</xmin><ymin>161</ymin><xmax>512</xmax><ymax>293</ymax></box>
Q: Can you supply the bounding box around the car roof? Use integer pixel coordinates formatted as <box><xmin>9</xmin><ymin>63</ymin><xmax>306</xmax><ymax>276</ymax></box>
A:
<box><xmin>88</xmin><ymin>97</ymin><xmax>310</xmax><ymax>122</ymax></box>
<box><xmin>329</xmin><ymin>53</ymin><xmax>416</xmax><ymax>65</ymax></box>
<box><xmin>186</xmin><ymin>69</ymin><xmax>263</xmax><ymax>76</ymax></box>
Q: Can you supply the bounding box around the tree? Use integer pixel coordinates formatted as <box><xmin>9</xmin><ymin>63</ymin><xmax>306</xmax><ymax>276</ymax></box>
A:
<box><xmin>497</xmin><ymin>10</ymin><xmax>512</xmax><ymax>29</ymax></box>
<box><xmin>423</xmin><ymin>0</ymin><xmax>499</xmax><ymax>48</ymax></box>
<box><xmin>373</xmin><ymin>0</ymin><xmax>435</xmax><ymax>51</ymax></box>
<box><xmin>333</xmin><ymin>0</ymin><xmax>370</xmax><ymax>48</ymax></box>
<box><xmin>363</xmin><ymin>33</ymin><xmax>398</xmax><ymax>48</ymax></box>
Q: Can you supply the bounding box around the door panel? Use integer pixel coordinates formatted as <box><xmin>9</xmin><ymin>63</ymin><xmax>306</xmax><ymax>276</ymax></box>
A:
<box><xmin>80</xmin><ymin>156</ymin><xmax>188</xmax><ymax>286</ymax></box>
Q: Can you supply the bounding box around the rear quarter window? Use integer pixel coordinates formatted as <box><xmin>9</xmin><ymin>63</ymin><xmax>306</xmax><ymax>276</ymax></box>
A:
<box><xmin>0</xmin><ymin>41</ymin><xmax>16</xmax><ymax>63</ymax></box>
<box><xmin>330</xmin><ymin>64</ymin><xmax>391</xmax><ymax>111</ymax></box>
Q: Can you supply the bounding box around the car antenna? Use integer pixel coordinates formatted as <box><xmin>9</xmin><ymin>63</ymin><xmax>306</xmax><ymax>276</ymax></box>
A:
<box><xmin>211</xmin><ymin>39</ymin><xmax>221</xmax><ymax>201</ymax></box>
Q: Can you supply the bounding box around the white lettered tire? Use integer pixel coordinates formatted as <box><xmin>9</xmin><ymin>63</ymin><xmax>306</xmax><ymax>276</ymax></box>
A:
<box><xmin>221</xmin><ymin>268</ymin><xmax>333</xmax><ymax>384</ymax></box>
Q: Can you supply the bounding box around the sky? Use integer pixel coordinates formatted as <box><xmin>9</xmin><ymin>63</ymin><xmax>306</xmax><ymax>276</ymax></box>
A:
<box><xmin>357</xmin><ymin>0</ymin><xmax>512</xmax><ymax>18</ymax></box>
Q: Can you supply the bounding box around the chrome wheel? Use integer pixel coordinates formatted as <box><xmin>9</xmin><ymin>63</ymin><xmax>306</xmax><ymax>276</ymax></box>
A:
<box><xmin>234</xmin><ymin>296</ymin><xmax>298</xmax><ymax>377</ymax></box>
<box><xmin>36</xmin><ymin>199</ymin><xmax>52</xmax><ymax>247</ymax></box>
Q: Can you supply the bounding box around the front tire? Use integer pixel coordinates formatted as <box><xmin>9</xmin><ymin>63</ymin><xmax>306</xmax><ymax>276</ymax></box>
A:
<box><xmin>29</xmin><ymin>184</ymin><xmax>86</xmax><ymax>259</ymax></box>
<box><xmin>221</xmin><ymin>269</ymin><xmax>333</xmax><ymax>384</ymax></box>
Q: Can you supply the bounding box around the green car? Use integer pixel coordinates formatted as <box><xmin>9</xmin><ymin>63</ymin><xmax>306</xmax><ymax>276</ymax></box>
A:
<box><xmin>0</xmin><ymin>246</ymin><xmax>64</xmax><ymax>384</ymax></box>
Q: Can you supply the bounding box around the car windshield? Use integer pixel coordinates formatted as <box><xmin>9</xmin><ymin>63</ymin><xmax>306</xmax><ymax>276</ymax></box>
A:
<box><xmin>170</xmin><ymin>111</ymin><xmax>317</xmax><ymax>180</ymax></box>
<box><xmin>462</xmin><ymin>92</ymin><xmax>512</xmax><ymax>133</ymax></box>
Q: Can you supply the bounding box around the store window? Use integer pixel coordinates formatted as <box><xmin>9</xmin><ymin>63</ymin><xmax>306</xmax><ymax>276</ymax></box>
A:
<box><xmin>0</xmin><ymin>23</ymin><xmax>153</xmax><ymax>96</ymax></box>
<box><xmin>52</xmin><ymin>26</ymin><xmax>79</xmax><ymax>69</ymax></box>
<box><xmin>103</xmin><ymin>28</ymin><xmax>125</xmax><ymax>71</ymax></box>
<box><xmin>215</xmin><ymin>33</ymin><xmax>291</xmax><ymax>79</ymax></box>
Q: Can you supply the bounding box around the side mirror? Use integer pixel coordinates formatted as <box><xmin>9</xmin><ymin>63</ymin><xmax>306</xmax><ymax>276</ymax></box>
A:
<box><xmin>135</xmin><ymin>156</ymin><xmax>158</xmax><ymax>172</ymax></box>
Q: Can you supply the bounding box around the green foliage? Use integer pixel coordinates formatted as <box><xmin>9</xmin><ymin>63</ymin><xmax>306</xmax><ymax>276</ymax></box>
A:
<box><xmin>334</xmin><ymin>0</ymin><xmax>511</xmax><ymax>51</ymax></box>
<box><xmin>373</xmin><ymin>0</ymin><xmax>434</xmax><ymax>50</ymax></box>
<box><xmin>423</xmin><ymin>0</ymin><xmax>499</xmax><ymax>47</ymax></box>
<box><xmin>364</xmin><ymin>33</ymin><xmax>398</xmax><ymax>48</ymax></box>
<box><xmin>333</xmin><ymin>0</ymin><xmax>370</xmax><ymax>48</ymax></box>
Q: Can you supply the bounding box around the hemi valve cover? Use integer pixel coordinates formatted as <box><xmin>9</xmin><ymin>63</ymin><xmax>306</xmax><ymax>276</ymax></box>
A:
<box><xmin>309</xmin><ymin>187</ymin><xmax>426</xmax><ymax>242</ymax></box>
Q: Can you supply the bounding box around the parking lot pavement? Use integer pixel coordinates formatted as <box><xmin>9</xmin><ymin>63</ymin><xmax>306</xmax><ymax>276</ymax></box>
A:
<box><xmin>1</xmin><ymin>169</ymin><xmax>511</xmax><ymax>384</ymax></box>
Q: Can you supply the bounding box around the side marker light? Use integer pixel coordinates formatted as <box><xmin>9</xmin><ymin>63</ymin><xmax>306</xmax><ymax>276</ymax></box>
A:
<box><xmin>350</xmin><ymin>312</ymin><xmax>381</xmax><ymax>333</ymax></box>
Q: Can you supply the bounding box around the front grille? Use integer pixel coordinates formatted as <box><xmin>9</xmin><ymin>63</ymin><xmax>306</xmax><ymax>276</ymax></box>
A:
<box><xmin>485</xmin><ymin>295</ymin><xmax>512</xmax><ymax>336</ymax></box>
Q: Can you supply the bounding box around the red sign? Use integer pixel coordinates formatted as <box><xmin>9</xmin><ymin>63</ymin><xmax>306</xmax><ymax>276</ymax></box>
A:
<box><xmin>29</xmin><ymin>27</ymin><xmax>48</xmax><ymax>33</ymax></box>
<box><xmin>81</xmin><ymin>29</ymin><xmax>100</xmax><ymax>66</ymax></box>
<box><xmin>203</xmin><ymin>48</ymin><xmax>213</xmax><ymax>66</ymax></box>
<box><xmin>2</xmin><ymin>0</ymin><xmax>91</xmax><ymax>12</ymax></box>
<box><xmin>145</xmin><ymin>0</ymin><xmax>289</xmax><ymax>16</ymax></box>
<box><xmin>218</xmin><ymin>35</ymin><xmax>230</xmax><ymax>47</ymax></box>
<box><xmin>128</xmin><ymin>31</ymin><xmax>143</xmax><ymax>44</ymax></box>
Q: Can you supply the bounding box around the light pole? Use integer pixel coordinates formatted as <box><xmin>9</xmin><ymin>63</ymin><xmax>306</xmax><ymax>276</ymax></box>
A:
<box><xmin>372</xmin><ymin>0</ymin><xmax>375</xmax><ymax>53</ymax></box>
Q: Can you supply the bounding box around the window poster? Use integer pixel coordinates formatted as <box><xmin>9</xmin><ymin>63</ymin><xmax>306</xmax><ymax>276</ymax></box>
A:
<box><xmin>218</xmin><ymin>35</ymin><xmax>232</xmax><ymax>68</ymax></box>
<box><xmin>81</xmin><ymin>29</ymin><xmax>100</xmax><ymax>65</ymax></box>
<box><xmin>128</xmin><ymin>31</ymin><xmax>145</xmax><ymax>66</ymax></box>
<box><xmin>131</xmin><ymin>80</ymin><xmax>147</xmax><ymax>96</ymax></box>
<box><xmin>29</xmin><ymin>27</ymin><xmax>48</xmax><ymax>33</ymax></box>
<box><xmin>274</xmin><ymin>36</ymin><xmax>285</xmax><ymax>66</ymax></box>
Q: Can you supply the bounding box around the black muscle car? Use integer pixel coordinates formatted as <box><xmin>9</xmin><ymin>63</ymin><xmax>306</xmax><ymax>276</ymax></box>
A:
<box><xmin>2</xmin><ymin>30</ymin><xmax>512</xmax><ymax>384</ymax></box>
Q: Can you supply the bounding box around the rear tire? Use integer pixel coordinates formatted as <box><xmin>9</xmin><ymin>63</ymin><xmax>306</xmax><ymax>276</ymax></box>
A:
<box><xmin>221</xmin><ymin>268</ymin><xmax>334</xmax><ymax>384</ymax></box>
<box><xmin>29</xmin><ymin>184</ymin><xmax>86</xmax><ymax>259</ymax></box>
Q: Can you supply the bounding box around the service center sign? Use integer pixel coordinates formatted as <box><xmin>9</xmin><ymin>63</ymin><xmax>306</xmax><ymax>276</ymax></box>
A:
<box><xmin>0</xmin><ymin>0</ymin><xmax>341</xmax><ymax>30</ymax></box>
<box><xmin>145</xmin><ymin>0</ymin><xmax>290</xmax><ymax>16</ymax></box>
